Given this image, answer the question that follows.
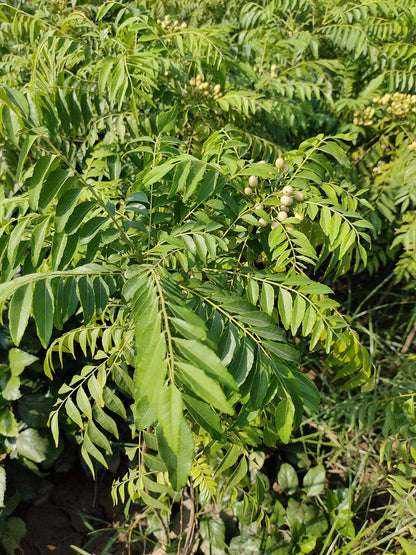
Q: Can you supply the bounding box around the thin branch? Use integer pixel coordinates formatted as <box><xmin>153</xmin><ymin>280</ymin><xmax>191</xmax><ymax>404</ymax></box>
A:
<box><xmin>401</xmin><ymin>321</ymin><xmax>416</xmax><ymax>354</ymax></box>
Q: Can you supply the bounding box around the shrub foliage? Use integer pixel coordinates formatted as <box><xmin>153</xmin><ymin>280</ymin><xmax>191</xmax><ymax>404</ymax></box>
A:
<box><xmin>1</xmin><ymin>0</ymin><xmax>416</xmax><ymax>552</ymax></box>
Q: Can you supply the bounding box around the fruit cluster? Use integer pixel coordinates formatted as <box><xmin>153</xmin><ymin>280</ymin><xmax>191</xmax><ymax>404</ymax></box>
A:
<box><xmin>373</xmin><ymin>92</ymin><xmax>416</xmax><ymax>117</ymax></box>
<box><xmin>354</xmin><ymin>92</ymin><xmax>416</xmax><ymax>127</ymax></box>
<box><xmin>157</xmin><ymin>14</ymin><xmax>188</xmax><ymax>31</ymax></box>
<box><xmin>244</xmin><ymin>158</ymin><xmax>306</xmax><ymax>231</ymax></box>
<box><xmin>353</xmin><ymin>106</ymin><xmax>375</xmax><ymax>126</ymax></box>
<box><xmin>184</xmin><ymin>75</ymin><xmax>222</xmax><ymax>100</ymax></box>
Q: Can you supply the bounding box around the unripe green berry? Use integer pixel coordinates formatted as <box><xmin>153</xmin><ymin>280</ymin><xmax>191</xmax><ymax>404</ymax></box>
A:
<box><xmin>275</xmin><ymin>157</ymin><xmax>284</xmax><ymax>169</ymax></box>
<box><xmin>280</xmin><ymin>206</ymin><xmax>289</xmax><ymax>213</ymax></box>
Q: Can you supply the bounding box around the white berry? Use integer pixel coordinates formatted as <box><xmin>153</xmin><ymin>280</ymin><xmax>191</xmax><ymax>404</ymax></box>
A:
<box><xmin>282</xmin><ymin>185</ymin><xmax>294</xmax><ymax>195</ymax></box>
<box><xmin>280</xmin><ymin>195</ymin><xmax>293</xmax><ymax>207</ymax></box>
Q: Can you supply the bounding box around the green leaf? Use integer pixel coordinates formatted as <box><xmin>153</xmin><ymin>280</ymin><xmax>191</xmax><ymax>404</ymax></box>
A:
<box><xmin>38</xmin><ymin>169</ymin><xmax>72</xmax><ymax>211</ymax></box>
<box><xmin>303</xmin><ymin>465</ymin><xmax>326</xmax><ymax>497</ymax></box>
<box><xmin>28</xmin><ymin>155</ymin><xmax>60</xmax><ymax>210</ymax></box>
<box><xmin>261</xmin><ymin>282</ymin><xmax>274</xmax><ymax>315</ymax></box>
<box><xmin>76</xmin><ymin>386</ymin><xmax>92</xmax><ymax>420</ymax></box>
<box><xmin>214</xmin><ymin>444</ymin><xmax>240</xmax><ymax>476</ymax></box>
<box><xmin>0</xmin><ymin>85</ymin><xmax>29</xmax><ymax>115</ymax></box>
<box><xmin>177</xmin><ymin>363</ymin><xmax>234</xmax><ymax>415</ymax></box>
<box><xmin>278</xmin><ymin>288</ymin><xmax>293</xmax><ymax>330</ymax></box>
<box><xmin>8</xmin><ymin>348</ymin><xmax>38</xmax><ymax>376</ymax></box>
<box><xmin>102</xmin><ymin>387</ymin><xmax>127</xmax><ymax>419</ymax></box>
<box><xmin>49</xmin><ymin>411</ymin><xmax>60</xmax><ymax>447</ymax></box>
<box><xmin>319</xmin><ymin>141</ymin><xmax>350</xmax><ymax>167</ymax></box>
<box><xmin>86</xmin><ymin>420</ymin><xmax>112</xmax><ymax>453</ymax></box>
<box><xmin>129</xmin><ymin>272</ymin><xmax>167</xmax><ymax>407</ymax></box>
<box><xmin>174</xmin><ymin>338</ymin><xmax>237</xmax><ymax>390</ymax></box>
<box><xmin>77</xmin><ymin>276</ymin><xmax>95</xmax><ymax>324</ymax></box>
<box><xmin>396</xmin><ymin>537</ymin><xmax>416</xmax><ymax>555</ymax></box>
<box><xmin>16</xmin><ymin>428</ymin><xmax>49</xmax><ymax>463</ymax></box>
<box><xmin>0</xmin><ymin>375</ymin><xmax>21</xmax><ymax>401</ymax></box>
<box><xmin>65</xmin><ymin>201</ymin><xmax>96</xmax><ymax>234</ymax></box>
<box><xmin>32</xmin><ymin>279</ymin><xmax>54</xmax><ymax>348</ymax></box>
<box><xmin>65</xmin><ymin>397</ymin><xmax>84</xmax><ymax>428</ymax></box>
<box><xmin>54</xmin><ymin>188</ymin><xmax>83</xmax><ymax>232</ymax></box>
<box><xmin>31</xmin><ymin>217</ymin><xmax>51</xmax><ymax>267</ymax></box>
<box><xmin>278</xmin><ymin>463</ymin><xmax>299</xmax><ymax>495</ymax></box>
<box><xmin>9</xmin><ymin>285</ymin><xmax>33</xmax><ymax>346</ymax></box>
<box><xmin>275</xmin><ymin>398</ymin><xmax>295</xmax><ymax>444</ymax></box>
<box><xmin>157</xmin><ymin>384</ymin><xmax>183</xmax><ymax>454</ymax></box>
<box><xmin>92</xmin><ymin>404</ymin><xmax>119</xmax><ymax>439</ymax></box>
<box><xmin>83</xmin><ymin>434</ymin><xmax>108</xmax><ymax>468</ymax></box>
<box><xmin>225</xmin><ymin>457</ymin><xmax>248</xmax><ymax>492</ymax></box>
<box><xmin>156</xmin><ymin>421</ymin><xmax>194</xmax><ymax>491</ymax></box>
<box><xmin>183</xmin><ymin>394</ymin><xmax>223</xmax><ymax>440</ymax></box>
<box><xmin>140</xmin><ymin>490</ymin><xmax>170</xmax><ymax>512</ymax></box>
<box><xmin>7</xmin><ymin>219</ymin><xmax>29</xmax><ymax>266</ymax></box>
<box><xmin>291</xmin><ymin>294</ymin><xmax>306</xmax><ymax>335</ymax></box>
<box><xmin>88</xmin><ymin>374</ymin><xmax>104</xmax><ymax>407</ymax></box>
<box><xmin>228</xmin><ymin>337</ymin><xmax>255</xmax><ymax>386</ymax></box>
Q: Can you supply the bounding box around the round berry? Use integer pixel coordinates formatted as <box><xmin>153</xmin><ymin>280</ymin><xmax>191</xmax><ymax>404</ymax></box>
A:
<box><xmin>286</xmin><ymin>224</ymin><xmax>294</xmax><ymax>231</ymax></box>
<box><xmin>282</xmin><ymin>185</ymin><xmax>294</xmax><ymax>195</ymax></box>
<box><xmin>280</xmin><ymin>195</ymin><xmax>293</xmax><ymax>207</ymax></box>
<box><xmin>294</xmin><ymin>191</ymin><xmax>305</xmax><ymax>202</ymax></box>
<box><xmin>294</xmin><ymin>212</ymin><xmax>304</xmax><ymax>221</ymax></box>
<box><xmin>277</xmin><ymin>211</ymin><xmax>288</xmax><ymax>222</ymax></box>
<box><xmin>249</xmin><ymin>175</ymin><xmax>258</xmax><ymax>187</ymax></box>
<box><xmin>259</xmin><ymin>218</ymin><xmax>268</xmax><ymax>227</ymax></box>
<box><xmin>275</xmin><ymin>157</ymin><xmax>284</xmax><ymax>169</ymax></box>
<box><xmin>244</xmin><ymin>187</ymin><xmax>253</xmax><ymax>195</ymax></box>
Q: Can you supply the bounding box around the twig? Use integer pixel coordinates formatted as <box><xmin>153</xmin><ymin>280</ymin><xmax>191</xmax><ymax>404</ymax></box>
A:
<box><xmin>401</xmin><ymin>321</ymin><xmax>416</xmax><ymax>353</ymax></box>
<box><xmin>182</xmin><ymin>480</ymin><xmax>196</xmax><ymax>555</ymax></box>
<box><xmin>152</xmin><ymin>507</ymin><xmax>169</xmax><ymax>550</ymax></box>
<box><xmin>177</xmin><ymin>492</ymin><xmax>184</xmax><ymax>555</ymax></box>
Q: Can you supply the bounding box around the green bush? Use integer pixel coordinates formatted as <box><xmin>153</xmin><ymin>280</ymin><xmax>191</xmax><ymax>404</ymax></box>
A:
<box><xmin>1</xmin><ymin>1</ymin><xmax>416</xmax><ymax>553</ymax></box>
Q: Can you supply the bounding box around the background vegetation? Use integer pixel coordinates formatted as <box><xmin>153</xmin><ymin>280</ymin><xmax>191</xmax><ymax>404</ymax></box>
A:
<box><xmin>1</xmin><ymin>0</ymin><xmax>416</xmax><ymax>553</ymax></box>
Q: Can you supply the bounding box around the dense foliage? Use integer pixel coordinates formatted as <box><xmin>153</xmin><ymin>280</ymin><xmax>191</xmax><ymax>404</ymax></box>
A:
<box><xmin>0</xmin><ymin>0</ymin><xmax>416</xmax><ymax>553</ymax></box>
